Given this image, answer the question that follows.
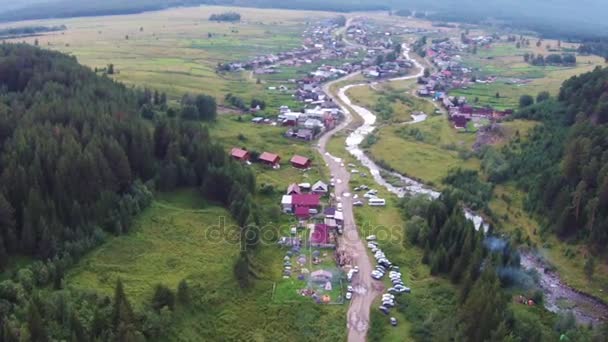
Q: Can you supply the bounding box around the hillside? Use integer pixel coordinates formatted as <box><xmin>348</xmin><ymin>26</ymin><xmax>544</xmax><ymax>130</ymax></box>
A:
<box><xmin>498</xmin><ymin>66</ymin><xmax>608</xmax><ymax>250</ymax></box>
<box><xmin>0</xmin><ymin>43</ymin><xmax>261</xmax><ymax>340</ymax></box>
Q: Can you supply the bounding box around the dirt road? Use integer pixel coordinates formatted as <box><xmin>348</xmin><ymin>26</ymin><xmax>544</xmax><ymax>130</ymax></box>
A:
<box><xmin>317</xmin><ymin>74</ymin><xmax>383</xmax><ymax>342</ymax></box>
<box><xmin>316</xmin><ymin>45</ymin><xmax>426</xmax><ymax>341</ymax></box>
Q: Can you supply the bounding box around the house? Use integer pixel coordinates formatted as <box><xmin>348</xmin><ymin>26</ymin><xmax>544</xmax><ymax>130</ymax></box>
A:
<box><xmin>291</xmin><ymin>155</ymin><xmax>311</xmax><ymax>169</ymax></box>
<box><xmin>295</xmin><ymin>206</ymin><xmax>310</xmax><ymax>220</ymax></box>
<box><xmin>292</xmin><ymin>194</ymin><xmax>320</xmax><ymax>209</ymax></box>
<box><xmin>324</xmin><ymin>207</ymin><xmax>336</xmax><ymax>218</ymax></box>
<box><xmin>259</xmin><ymin>152</ymin><xmax>280</xmax><ymax>167</ymax></box>
<box><xmin>312</xmin><ymin>180</ymin><xmax>329</xmax><ymax>194</ymax></box>
<box><xmin>453</xmin><ymin>115</ymin><xmax>468</xmax><ymax>129</ymax></box>
<box><xmin>296</xmin><ymin>129</ymin><xmax>314</xmax><ymax>141</ymax></box>
<box><xmin>281</xmin><ymin>195</ymin><xmax>293</xmax><ymax>213</ymax></box>
<box><xmin>231</xmin><ymin>148</ymin><xmax>250</xmax><ymax>162</ymax></box>
<box><xmin>287</xmin><ymin>183</ymin><xmax>301</xmax><ymax>195</ymax></box>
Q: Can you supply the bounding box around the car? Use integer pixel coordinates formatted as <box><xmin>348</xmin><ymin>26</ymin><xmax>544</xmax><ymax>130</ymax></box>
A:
<box><xmin>366</xmin><ymin>235</ymin><xmax>377</xmax><ymax>241</ymax></box>
<box><xmin>354</xmin><ymin>186</ymin><xmax>361</xmax><ymax>192</ymax></box>
<box><xmin>382</xmin><ymin>301</ymin><xmax>395</xmax><ymax>308</ymax></box>
<box><xmin>347</xmin><ymin>285</ymin><xmax>353</xmax><ymax>292</ymax></box>
<box><xmin>379</xmin><ymin>306</ymin><xmax>389</xmax><ymax>315</ymax></box>
<box><xmin>353</xmin><ymin>266</ymin><xmax>359</xmax><ymax>273</ymax></box>
<box><xmin>390</xmin><ymin>317</ymin><xmax>398</xmax><ymax>326</ymax></box>
<box><xmin>392</xmin><ymin>266</ymin><xmax>400</xmax><ymax>271</ymax></box>
<box><xmin>360</xmin><ymin>185</ymin><xmax>369</xmax><ymax>190</ymax></box>
<box><xmin>363</xmin><ymin>193</ymin><xmax>377</xmax><ymax>199</ymax></box>
<box><xmin>337</xmin><ymin>203</ymin><xmax>343</xmax><ymax>211</ymax></box>
<box><xmin>345</xmin><ymin>292</ymin><xmax>352</xmax><ymax>300</ymax></box>
<box><xmin>382</xmin><ymin>294</ymin><xmax>395</xmax><ymax>300</ymax></box>
<box><xmin>353</xmin><ymin>200</ymin><xmax>364</xmax><ymax>206</ymax></box>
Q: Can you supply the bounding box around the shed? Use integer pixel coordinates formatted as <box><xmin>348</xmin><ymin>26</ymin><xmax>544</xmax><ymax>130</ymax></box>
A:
<box><xmin>291</xmin><ymin>155</ymin><xmax>311</xmax><ymax>169</ymax></box>
<box><xmin>260</xmin><ymin>152</ymin><xmax>280</xmax><ymax>167</ymax></box>
<box><xmin>231</xmin><ymin>148</ymin><xmax>250</xmax><ymax>162</ymax></box>
<box><xmin>281</xmin><ymin>195</ymin><xmax>292</xmax><ymax>213</ymax></box>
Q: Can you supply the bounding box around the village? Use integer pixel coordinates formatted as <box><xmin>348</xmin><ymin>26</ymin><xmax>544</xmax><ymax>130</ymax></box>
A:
<box><xmin>221</xmin><ymin>17</ymin><xmax>416</xmax><ymax>141</ymax></box>
<box><xmin>416</xmin><ymin>35</ymin><xmax>515</xmax><ymax>130</ymax></box>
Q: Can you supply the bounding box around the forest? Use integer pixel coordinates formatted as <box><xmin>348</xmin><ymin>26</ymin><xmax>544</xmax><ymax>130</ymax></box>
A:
<box><xmin>399</xmin><ymin>189</ymin><xmax>608</xmax><ymax>341</ymax></box>
<box><xmin>486</xmin><ymin>66</ymin><xmax>608</xmax><ymax>252</ymax></box>
<box><xmin>0</xmin><ymin>44</ymin><xmax>258</xmax><ymax>340</ymax></box>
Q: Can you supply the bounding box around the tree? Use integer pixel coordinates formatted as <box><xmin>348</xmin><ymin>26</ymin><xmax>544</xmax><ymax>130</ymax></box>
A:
<box><xmin>495</xmin><ymin>92</ymin><xmax>500</xmax><ymax>99</ymax></box>
<box><xmin>112</xmin><ymin>279</ymin><xmax>134</xmax><ymax>330</ymax></box>
<box><xmin>27</xmin><ymin>301</ymin><xmax>48</xmax><ymax>342</ymax></box>
<box><xmin>107</xmin><ymin>63</ymin><xmax>115</xmax><ymax>75</ymax></box>
<box><xmin>536</xmin><ymin>91</ymin><xmax>550</xmax><ymax>102</ymax></box>
<box><xmin>519</xmin><ymin>95</ymin><xmax>534</xmax><ymax>108</ymax></box>
<box><xmin>459</xmin><ymin>265</ymin><xmax>510</xmax><ymax>342</ymax></box>
<box><xmin>151</xmin><ymin>284</ymin><xmax>175</xmax><ymax>311</ymax></box>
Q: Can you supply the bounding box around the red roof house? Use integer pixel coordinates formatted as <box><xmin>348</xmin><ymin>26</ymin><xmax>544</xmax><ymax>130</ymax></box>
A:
<box><xmin>292</xmin><ymin>194</ymin><xmax>320</xmax><ymax>208</ymax></box>
<box><xmin>291</xmin><ymin>155</ymin><xmax>311</xmax><ymax>169</ymax></box>
<box><xmin>311</xmin><ymin>224</ymin><xmax>330</xmax><ymax>244</ymax></box>
<box><xmin>259</xmin><ymin>152</ymin><xmax>280</xmax><ymax>167</ymax></box>
<box><xmin>295</xmin><ymin>206</ymin><xmax>310</xmax><ymax>219</ymax></box>
<box><xmin>231</xmin><ymin>148</ymin><xmax>250</xmax><ymax>162</ymax></box>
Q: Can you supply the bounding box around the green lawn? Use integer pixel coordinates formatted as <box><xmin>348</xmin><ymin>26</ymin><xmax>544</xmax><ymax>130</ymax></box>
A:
<box><xmin>368</xmin><ymin>115</ymin><xmax>480</xmax><ymax>186</ymax></box>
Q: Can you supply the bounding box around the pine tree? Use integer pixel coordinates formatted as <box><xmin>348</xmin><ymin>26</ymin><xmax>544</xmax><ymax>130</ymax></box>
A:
<box><xmin>27</xmin><ymin>301</ymin><xmax>49</xmax><ymax>342</ymax></box>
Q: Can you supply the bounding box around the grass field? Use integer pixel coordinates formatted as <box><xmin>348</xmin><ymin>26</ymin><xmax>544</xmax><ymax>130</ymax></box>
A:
<box><xmin>453</xmin><ymin>41</ymin><xmax>606</xmax><ymax>109</ymax></box>
<box><xmin>67</xmin><ymin>188</ymin><xmax>347</xmax><ymax>341</ymax></box>
<box><xmin>5</xmin><ymin>6</ymin><xmax>336</xmax><ymax>101</ymax></box>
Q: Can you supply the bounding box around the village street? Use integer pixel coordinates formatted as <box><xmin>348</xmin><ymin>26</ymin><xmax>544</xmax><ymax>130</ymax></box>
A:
<box><xmin>317</xmin><ymin>72</ymin><xmax>383</xmax><ymax>342</ymax></box>
<box><xmin>318</xmin><ymin>44</ymin><xmax>428</xmax><ymax>342</ymax></box>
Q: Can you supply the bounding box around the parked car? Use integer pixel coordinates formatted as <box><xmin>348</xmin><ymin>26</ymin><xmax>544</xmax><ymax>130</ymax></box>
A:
<box><xmin>390</xmin><ymin>317</ymin><xmax>398</xmax><ymax>326</ymax></box>
<box><xmin>366</xmin><ymin>235</ymin><xmax>377</xmax><ymax>241</ymax></box>
<box><xmin>379</xmin><ymin>306</ymin><xmax>389</xmax><ymax>315</ymax></box>
<box><xmin>353</xmin><ymin>200</ymin><xmax>364</xmax><ymax>206</ymax></box>
<box><xmin>345</xmin><ymin>291</ymin><xmax>352</xmax><ymax>300</ymax></box>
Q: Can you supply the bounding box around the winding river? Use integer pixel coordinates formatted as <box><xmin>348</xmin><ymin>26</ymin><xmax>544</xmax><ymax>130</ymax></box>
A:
<box><xmin>330</xmin><ymin>44</ymin><xmax>607</xmax><ymax>325</ymax></box>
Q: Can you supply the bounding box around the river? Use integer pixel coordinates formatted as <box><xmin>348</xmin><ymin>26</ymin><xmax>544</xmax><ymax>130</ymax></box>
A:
<box><xmin>331</xmin><ymin>44</ymin><xmax>607</xmax><ymax>324</ymax></box>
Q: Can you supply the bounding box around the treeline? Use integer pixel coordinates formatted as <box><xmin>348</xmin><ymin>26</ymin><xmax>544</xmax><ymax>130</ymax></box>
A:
<box><xmin>493</xmin><ymin>67</ymin><xmax>608</xmax><ymax>250</ymax></box>
<box><xmin>399</xmin><ymin>190</ymin><xmax>607</xmax><ymax>341</ymax></box>
<box><xmin>0</xmin><ymin>43</ymin><xmax>259</xmax><ymax>339</ymax></box>
<box><xmin>578</xmin><ymin>39</ymin><xmax>608</xmax><ymax>61</ymax></box>
<box><xmin>0</xmin><ymin>25</ymin><xmax>66</xmax><ymax>39</ymax></box>
<box><xmin>523</xmin><ymin>53</ymin><xmax>576</xmax><ymax>66</ymax></box>
<box><xmin>209</xmin><ymin>11</ymin><xmax>241</xmax><ymax>22</ymax></box>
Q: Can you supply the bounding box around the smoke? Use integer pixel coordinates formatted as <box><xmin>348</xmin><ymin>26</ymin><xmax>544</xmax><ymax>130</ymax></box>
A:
<box><xmin>484</xmin><ymin>236</ymin><xmax>508</xmax><ymax>252</ymax></box>
<box><xmin>497</xmin><ymin>266</ymin><xmax>538</xmax><ymax>290</ymax></box>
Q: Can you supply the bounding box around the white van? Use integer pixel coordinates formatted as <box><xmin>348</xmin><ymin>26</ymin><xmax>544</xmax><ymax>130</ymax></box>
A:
<box><xmin>369</xmin><ymin>198</ymin><xmax>386</xmax><ymax>206</ymax></box>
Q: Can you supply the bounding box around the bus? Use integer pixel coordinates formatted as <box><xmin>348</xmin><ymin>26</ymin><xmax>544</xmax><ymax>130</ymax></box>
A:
<box><xmin>369</xmin><ymin>198</ymin><xmax>386</xmax><ymax>206</ymax></box>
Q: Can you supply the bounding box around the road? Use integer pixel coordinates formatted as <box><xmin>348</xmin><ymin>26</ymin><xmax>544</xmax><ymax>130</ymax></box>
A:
<box><xmin>317</xmin><ymin>44</ymin><xmax>426</xmax><ymax>342</ymax></box>
<box><xmin>317</xmin><ymin>72</ymin><xmax>383</xmax><ymax>342</ymax></box>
